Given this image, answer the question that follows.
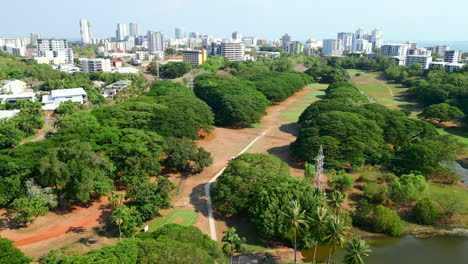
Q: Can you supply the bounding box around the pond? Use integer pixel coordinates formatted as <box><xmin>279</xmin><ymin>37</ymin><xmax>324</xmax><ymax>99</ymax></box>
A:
<box><xmin>302</xmin><ymin>236</ymin><xmax>468</xmax><ymax>264</ymax></box>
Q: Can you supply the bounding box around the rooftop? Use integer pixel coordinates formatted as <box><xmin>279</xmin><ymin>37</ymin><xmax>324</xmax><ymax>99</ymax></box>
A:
<box><xmin>50</xmin><ymin>88</ymin><xmax>86</xmax><ymax>98</ymax></box>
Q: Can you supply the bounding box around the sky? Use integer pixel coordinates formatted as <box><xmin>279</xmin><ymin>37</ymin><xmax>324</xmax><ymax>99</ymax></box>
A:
<box><xmin>1</xmin><ymin>0</ymin><xmax>467</xmax><ymax>42</ymax></box>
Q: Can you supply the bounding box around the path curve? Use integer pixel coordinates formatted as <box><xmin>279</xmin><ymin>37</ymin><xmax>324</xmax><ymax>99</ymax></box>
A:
<box><xmin>204</xmin><ymin>129</ymin><xmax>269</xmax><ymax>240</ymax></box>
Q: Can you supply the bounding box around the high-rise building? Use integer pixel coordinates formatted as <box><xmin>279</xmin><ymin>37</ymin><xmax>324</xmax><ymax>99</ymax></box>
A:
<box><xmin>30</xmin><ymin>33</ymin><xmax>40</xmax><ymax>46</ymax></box>
<box><xmin>80</xmin><ymin>19</ymin><xmax>91</xmax><ymax>44</ymax></box>
<box><xmin>232</xmin><ymin>31</ymin><xmax>243</xmax><ymax>41</ymax></box>
<box><xmin>370</xmin><ymin>29</ymin><xmax>383</xmax><ymax>49</ymax></box>
<box><xmin>129</xmin><ymin>23</ymin><xmax>139</xmax><ymax>36</ymax></box>
<box><xmin>356</xmin><ymin>27</ymin><xmax>368</xmax><ymax>39</ymax></box>
<box><xmin>189</xmin><ymin>32</ymin><xmax>199</xmax><ymax>39</ymax></box>
<box><xmin>352</xmin><ymin>39</ymin><xmax>373</xmax><ymax>54</ymax></box>
<box><xmin>36</xmin><ymin>39</ymin><xmax>74</xmax><ymax>63</ymax></box>
<box><xmin>256</xmin><ymin>39</ymin><xmax>267</xmax><ymax>46</ymax></box>
<box><xmin>427</xmin><ymin>45</ymin><xmax>449</xmax><ymax>56</ymax></box>
<box><xmin>147</xmin><ymin>31</ymin><xmax>164</xmax><ymax>52</ymax></box>
<box><xmin>182</xmin><ymin>50</ymin><xmax>207</xmax><ymax>66</ymax></box>
<box><xmin>286</xmin><ymin>41</ymin><xmax>303</xmax><ymax>55</ymax></box>
<box><xmin>444</xmin><ymin>50</ymin><xmax>461</xmax><ymax>63</ymax></box>
<box><xmin>337</xmin><ymin>32</ymin><xmax>354</xmax><ymax>51</ymax></box>
<box><xmin>381</xmin><ymin>44</ymin><xmax>409</xmax><ymax>57</ymax></box>
<box><xmin>175</xmin><ymin>27</ymin><xmax>186</xmax><ymax>39</ymax></box>
<box><xmin>242</xmin><ymin>37</ymin><xmax>256</xmax><ymax>47</ymax></box>
<box><xmin>221</xmin><ymin>40</ymin><xmax>244</xmax><ymax>61</ymax></box>
<box><xmin>322</xmin><ymin>39</ymin><xmax>344</xmax><ymax>56</ymax></box>
<box><xmin>116</xmin><ymin>24</ymin><xmax>128</xmax><ymax>41</ymax></box>
<box><xmin>281</xmin><ymin>34</ymin><xmax>292</xmax><ymax>49</ymax></box>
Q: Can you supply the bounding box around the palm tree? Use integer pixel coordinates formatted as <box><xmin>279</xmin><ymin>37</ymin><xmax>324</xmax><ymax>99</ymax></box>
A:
<box><xmin>111</xmin><ymin>205</ymin><xmax>130</xmax><ymax>239</ymax></box>
<box><xmin>327</xmin><ymin>191</ymin><xmax>345</xmax><ymax>216</ymax></box>
<box><xmin>281</xmin><ymin>200</ymin><xmax>309</xmax><ymax>264</ymax></box>
<box><xmin>343</xmin><ymin>237</ymin><xmax>371</xmax><ymax>264</ymax></box>
<box><xmin>109</xmin><ymin>191</ymin><xmax>125</xmax><ymax>208</ymax></box>
<box><xmin>323</xmin><ymin>216</ymin><xmax>349</xmax><ymax>264</ymax></box>
<box><xmin>222</xmin><ymin>227</ymin><xmax>246</xmax><ymax>264</ymax></box>
<box><xmin>310</xmin><ymin>206</ymin><xmax>329</xmax><ymax>264</ymax></box>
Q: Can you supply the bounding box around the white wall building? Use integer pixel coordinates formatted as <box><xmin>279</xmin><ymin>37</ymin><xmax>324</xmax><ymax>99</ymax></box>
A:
<box><xmin>79</xmin><ymin>58</ymin><xmax>112</xmax><ymax>73</ymax></box>
<box><xmin>221</xmin><ymin>40</ymin><xmax>245</xmax><ymax>61</ymax></box>
<box><xmin>322</xmin><ymin>39</ymin><xmax>344</xmax><ymax>56</ymax></box>
<box><xmin>337</xmin><ymin>32</ymin><xmax>354</xmax><ymax>51</ymax></box>
<box><xmin>370</xmin><ymin>29</ymin><xmax>383</xmax><ymax>49</ymax></box>
<box><xmin>242</xmin><ymin>37</ymin><xmax>257</xmax><ymax>47</ymax></box>
<box><xmin>405</xmin><ymin>55</ymin><xmax>433</xmax><ymax>69</ymax></box>
<box><xmin>116</xmin><ymin>23</ymin><xmax>128</xmax><ymax>41</ymax></box>
<box><xmin>0</xmin><ymin>80</ymin><xmax>30</xmax><ymax>94</ymax></box>
<box><xmin>42</xmin><ymin>88</ymin><xmax>87</xmax><ymax>110</ymax></box>
<box><xmin>444</xmin><ymin>50</ymin><xmax>461</xmax><ymax>63</ymax></box>
<box><xmin>0</xmin><ymin>38</ymin><xmax>28</xmax><ymax>56</ymax></box>
<box><xmin>129</xmin><ymin>23</ymin><xmax>139</xmax><ymax>36</ymax></box>
<box><xmin>147</xmin><ymin>31</ymin><xmax>164</xmax><ymax>52</ymax></box>
<box><xmin>36</xmin><ymin>39</ymin><xmax>73</xmax><ymax>63</ymax></box>
<box><xmin>381</xmin><ymin>44</ymin><xmax>408</xmax><ymax>57</ymax></box>
<box><xmin>232</xmin><ymin>31</ymin><xmax>243</xmax><ymax>41</ymax></box>
<box><xmin>80</xmin><ymin>19</ymin><xmax>91</xmax><ymax>44</ymax></box>
<box><xmin>352</xmin><ymin>39</ymin><xmax>373</xmax><ymax>54</ymax></box>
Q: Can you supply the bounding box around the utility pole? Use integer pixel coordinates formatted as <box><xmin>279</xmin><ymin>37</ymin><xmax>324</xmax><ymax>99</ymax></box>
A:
<box><xmin>314</xmin><ymin>145</ymin><xmax>325</xmax><ymax>191</ymax></box>
<box><xmin>190</xmin><ymin>77</ymin><xmax>194</xmax><ymax>92</ymax></box>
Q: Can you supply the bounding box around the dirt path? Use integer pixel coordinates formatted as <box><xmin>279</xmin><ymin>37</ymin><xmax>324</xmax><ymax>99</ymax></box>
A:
<box><xmin>0</xmin><ymin>197</ymin><xmax>112</xmax><ymax>259</ymax></box>
<box><xmin>172</xmin><ymin>84</ymin><xmax>325</xmax><ymax>241</ymax></box>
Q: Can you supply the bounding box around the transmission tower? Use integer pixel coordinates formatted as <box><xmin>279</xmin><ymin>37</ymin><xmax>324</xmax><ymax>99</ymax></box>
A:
<box><xmin>314</xmin><ymin>145</ymin><xmax>325</xmax><ymax>191</ymax></box>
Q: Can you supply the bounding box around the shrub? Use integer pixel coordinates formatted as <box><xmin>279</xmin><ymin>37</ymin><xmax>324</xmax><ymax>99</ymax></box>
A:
<box><xmin>363</xmin><ymin>182</ymin><xmax>388</xmax><ymax>204</ymax></box>
<box><xmin>388</xmin><ymin>174</ymin><xmax>428</xmax><ymax>205</ymax></box>
<box><xmin>412</xmin><ymin>198</ymin><xmax>439</xmax><ymax>225</ymax></box>
<box><xmin>372</xmin><ymin>205</ymin><xmax>403</xmax><ymax>236</ymax></box>
<box><xmin>327</xmin><ymin>172</ymin><xmax>355</xmax><ymax>192</ymax></box>
<box><xmin>352</xmin><ymin>199</ymin><xmax>374</xmax><ymax>226</ymax></box>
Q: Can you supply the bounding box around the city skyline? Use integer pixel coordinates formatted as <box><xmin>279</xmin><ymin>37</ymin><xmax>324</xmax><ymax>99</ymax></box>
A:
<box><xmin>1</xmin><ymin>0</ymin><xmax>467</xmax><ymax>42</ymax></box>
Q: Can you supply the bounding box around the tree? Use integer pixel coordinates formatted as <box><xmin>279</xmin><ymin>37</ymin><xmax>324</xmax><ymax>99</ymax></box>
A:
<box><xmin>8</xmin><ymin>196</ymin><xmax>48</xmax><ymax>225</ymax></box>
<box><xmin>304</xmin><ymin>161</ymin><xmax>316</xmax><ymax>186</ymax></box>
<box><xmin>221</xmin><ymin>227</ymin><xmax>246</xmax><ymax>264</ymax></box>
<box><xmin>111</xmin><ymin>205</ymin><xmax>142</xmax><ymax>238</ymax></box>
<box><xmin>159</xmin><ymin>62</ymin><xmax>191</xmax><ymax>78</ymax></box>
<box><xmin>327</xmin><ymin>173</ymin><xmax>355</xmax><ymax>193</ymax></box>
<box><xmin>343</xmin><ymin>237</ymin><xmax>371</xmax><ymax>264</ymax></box>
<box><xmin>0</xmin><ymin>122</ymin><xmax>25</xmax><ymax>149</ymax></box>
<box><xmin>323</xmin><ymin>216</ymin><xmax>348</xmax><ymax>264</ymax></box>
<box><xmin>372</xmin><ymin>205</ymin><xmax>403</xmax><ymax>236</ymax></box>
<box><xmin>310</xmin><ymin>206</ymin><xmax>330</xmax><ymax>264</ymax></box>
<box><xmin>327</xmin><ymin>191</ymin><xmax>345</xmax><ymax>216</ymax></box>
<box><xmin>388</xmin><ymin>174</ymin><xmax>428</xmax><ymax>205</ymax></box>
<box><xmin>0</xmin><ymin>238</ymin><xmax>31</xmax><ymax>264</ymax></box>
<box><xmin>281</xmin><ymin>200</ymin><xmax>309</xmax><ymax>264</ymax></box>
<box><xmin>412</xmin><ymin>198</ymin><xmax>439</xmax><ymax>225</ymax></box>
<box><xmin>418</xmin><ymin>103</ymin><xmax>464</xmax><ymax>124</ymax></box>
<box><xmin>363</xmin><ymin>182</ymin><xmax>388</xmax><ymax>204</ymax></box>
<box><xmin>164</xmin><ymin>137</ymin><xmax>213</xmax><ymax>173</ymax></box>
<box><xmin>109</xmin><ymin>192</ymin><xmax>125</xmax><ymax>208</ymax></box>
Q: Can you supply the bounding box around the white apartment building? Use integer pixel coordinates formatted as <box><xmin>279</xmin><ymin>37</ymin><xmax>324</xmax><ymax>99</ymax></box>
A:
<box><xmin>322</xmin><ymin>39</ymin><xmax>344</xmax><ymax>56</ymax></box>
<box><xmin>444</xmin><ymin>50</ymin><xmax>461</xmax><ymax>63</ymax></box>
<box><xmin>352</xmin><ymin>39</ymin><xmax>373</xmax><ymax>54</ymax></box>
<box><xmin>79</xmin><ymin>58</ymin><xmax>112</xmax><ymax>73</ymax></box>
<box><xmin>116</xmin><ymin>23</ymin><xmax>128</xmax><ymax>41</ymax></box>
<box><xmin>370</xmin><ymin>29</ymin><xmax>383</xmax><ymax>49</ymax></box>
<box><xmin>0</xmin><ymin>80</ymin><xmax>30</xmax><ymax>94</ymax></box>
<box><xmin>232</xmin><ymin>31</ymin><xmax>243</xmax><ymax>41</ymax></box>
<box><xmin>337</xmin><ymin>32</ymin><xmax>354</xmax><ymax>51</ymax></box>
<box><xmin>242</xmin><ymin>37</ymin><xmax>257</xmax><ymax>47</ymax></box>
<box><xmin>42</xmin><ymin>88</ymin><xmax>87</xmax><ymax>110</ymax></box>
<box><xmin>129</xmin><ymin>23</ymin><xmax>139</xmax><ymax>36</ymax></box>
<box><xmin>36</xmin><ymin>39</ymin><xmax>73</xmax><ymax>63</ymax></box>
<box><xmin>147</xmin><ymin>31</ymin><xmax>164</xmax><ymax>52</ymax></box>
<box><xmin>381</xmin><ymin>44</ymin><xmax>408</xmax><ymax>57</ymax></box>
<box><xmin>221</xmin><ymin>41</ymin><xmax>245</xmax><ymax>61</ymax></box>
<box><xmin>405</xmin><ymin>55</ymin><xmax>433</xmax><ymax>69</ymax></box>
<box><xmin>427</xmin><ymin>45</ymin><xmax>449</xmax><ymax>56</ymax></box>
<box><xmin>135</xmin><ymin>51</ymin><xmax>164</xmax><ymax>61</ymax></box>
<box><xmin>80</xmin><ymin>19</ymin><xmax>91</xmax><ymax>44</ymax></box>
<box><xmin>0</xmin><ymin>38</ymin><xmax>28</xmax><ymax>56</ymax></box>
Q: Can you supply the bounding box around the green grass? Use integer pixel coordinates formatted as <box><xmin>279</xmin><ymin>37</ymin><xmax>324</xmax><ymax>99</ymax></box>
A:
<box><xmin>428</xmin><ymin>183</ymin><xmax>468</xmax><ymax>211</ymax></box>
<box><xmin>437</xmin><ymin>127</ymin><xmax>468</xmax><ymax>155</ymax></box>
<box><xmin>143</xmin><ymin>209</ymin><xmax>198</xmax><ymax>232</ymax></box>
<box><xmin>279</xmin><ymin>83</ymin><xmax>327</xmax><ymax>122</ymax></box>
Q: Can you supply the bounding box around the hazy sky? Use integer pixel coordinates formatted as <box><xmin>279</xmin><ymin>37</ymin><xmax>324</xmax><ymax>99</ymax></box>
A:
<box><xmin>1</xmin><ymin>0</ymin><xmax>467</xmax><ymax>41</ymax></box>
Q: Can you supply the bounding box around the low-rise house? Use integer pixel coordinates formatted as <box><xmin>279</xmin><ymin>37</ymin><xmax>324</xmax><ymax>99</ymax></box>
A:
<box><xmin>0</xmin><ymin>80</ymin><xmax>30</xmax><ymax>94</ymax></box>
<box><xmin>0</xmin><ymin>92</ymin><xmax>36</xmax><ymax>104</ymax></box>
<box><xmin>41</xmin><ymin>88</ymin><xmax>87</xmax><ymax>110</ymax></box>
<box><xmin>101</xmin><ymin>80</ymin><xmax>131</xmax><ymax>98</ymax></box>
<box><xmin>0</xmin><ymin>110</ymin><xmax>20</xmax><ymax>120</ymax></box>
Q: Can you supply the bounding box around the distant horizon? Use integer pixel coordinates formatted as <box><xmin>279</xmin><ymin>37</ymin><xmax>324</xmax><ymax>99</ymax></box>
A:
<box><xmin>1</xmin><ymin>0</ymin><xmax>467</xmax><ymax>43</ymax></box>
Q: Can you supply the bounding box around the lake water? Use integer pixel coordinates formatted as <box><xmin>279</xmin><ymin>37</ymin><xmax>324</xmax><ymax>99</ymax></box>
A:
<box><xmin>302</xmin><ymin>236</ymin><xmax>468</xmax><ymax>264</ymax></box>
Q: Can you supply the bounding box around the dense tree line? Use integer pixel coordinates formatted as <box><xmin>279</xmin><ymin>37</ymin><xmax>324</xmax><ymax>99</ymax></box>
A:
<box><xmin>0</xmin><ymin>101</ymin><xmax>44</xmax><ymax>149</ymax></box>
<box><xmin>0</xmin><ymin>80</ymin><xmax>213</xmax><ymax>226</ymax></box>
<box><xmin>0</xmin><ymin>51</ymin><xmax>65</xmax><ymax>81</ymax></box>
<box><xmin>291</xmin><ymin>79</ymin><xmax>461</xmax><ymax>175</ymax></box>
<box><xmin>194</xmin><ymin>59</ymin><xmax>313</xmax><ymax>127</ymax></box>
<box><xmin>40</xmin><ymin>224</ymin><xmax>227</xmax><ymax>264</ymax></box>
